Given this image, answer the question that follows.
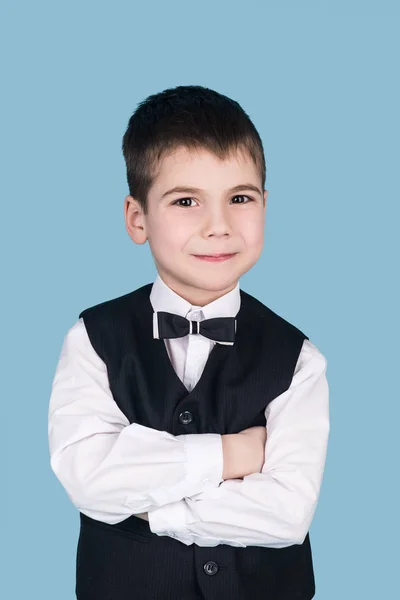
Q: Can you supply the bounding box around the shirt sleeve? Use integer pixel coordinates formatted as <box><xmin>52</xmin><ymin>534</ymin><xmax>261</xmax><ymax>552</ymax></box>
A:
<box><xmin>48</xmin><ymin>318</ymin><xmax>224</xmax><ymax>524</ymax></box>
<box><xmin>147</xmin><ymin>339</ymin><xmax>330</xmax><ymax>548</ymax></box>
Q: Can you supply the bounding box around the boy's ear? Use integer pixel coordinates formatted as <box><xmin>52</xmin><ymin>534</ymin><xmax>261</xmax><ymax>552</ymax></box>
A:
<box><xmin>124</xmin><ymin>195</ymin><xmax>148</xmax><ymax>245</ymax></box>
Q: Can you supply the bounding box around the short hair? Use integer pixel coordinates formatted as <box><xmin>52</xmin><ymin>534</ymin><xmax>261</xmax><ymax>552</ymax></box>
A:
<box><xmin>122</xmin><ymin>85</ymin><xmax>266</xmax><ymax>215</ymax></box>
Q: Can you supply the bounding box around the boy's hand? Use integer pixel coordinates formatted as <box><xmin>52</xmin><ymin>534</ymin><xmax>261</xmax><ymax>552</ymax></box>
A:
<box><xmin>222</xmin><ymin>426</ymin><xmax>267</xmax><ymax>480</ymax></box>
<box><xmin>238</xmin><ymin>425</ymin><xmax>267</xmax><ymax>447</ymax></box>
<box><xmin>238</xmin><ymin>425</ymin><xmax>267</xmax><ymax>475</ymax></box>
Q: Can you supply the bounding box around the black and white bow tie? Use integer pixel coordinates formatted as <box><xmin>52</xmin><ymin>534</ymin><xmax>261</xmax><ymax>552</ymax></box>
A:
<box><xmin>154</xmin><ymin>311</ymin><xmax>237</xmax><ymax>344</ymax></box>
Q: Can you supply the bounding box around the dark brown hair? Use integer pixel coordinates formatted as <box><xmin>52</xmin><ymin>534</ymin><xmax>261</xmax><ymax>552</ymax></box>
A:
<box><xmin>122</xmin><ymin>85</ymin><xmax>266</xmax><ymax>215</ymax></box>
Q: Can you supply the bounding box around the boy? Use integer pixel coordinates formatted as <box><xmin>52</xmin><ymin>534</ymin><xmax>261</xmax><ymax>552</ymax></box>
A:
<box><xmin>48</xmin><ymin>85</ymin><xmax>330</xmax><ymax>600</ymax></box>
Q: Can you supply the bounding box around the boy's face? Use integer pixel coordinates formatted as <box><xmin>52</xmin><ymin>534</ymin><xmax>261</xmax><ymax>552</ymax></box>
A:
<box><xmin>124</xmin><ymin>145</ymin><xmax>267</xmax><ymax>306</ymax></box>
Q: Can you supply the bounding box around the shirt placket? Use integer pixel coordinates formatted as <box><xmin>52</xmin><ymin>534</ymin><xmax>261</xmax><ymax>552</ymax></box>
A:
<box><xmin>184</xmin><ymin>309</ymin><xmax>205</xmax><ymax>392</ymax></box>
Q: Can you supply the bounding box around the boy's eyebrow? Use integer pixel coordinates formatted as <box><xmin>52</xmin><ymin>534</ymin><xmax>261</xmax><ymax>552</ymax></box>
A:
<box><xmin>161</xmin><ymin>183</ymin><xmax>263</xmax><ymax>199</ymax></box>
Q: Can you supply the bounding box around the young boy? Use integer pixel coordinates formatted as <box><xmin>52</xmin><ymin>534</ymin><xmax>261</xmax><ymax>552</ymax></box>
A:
<box><xmin>48</xmin><ymin>85</ymin><xmax>330</xmax><ymax>600</ymax></box>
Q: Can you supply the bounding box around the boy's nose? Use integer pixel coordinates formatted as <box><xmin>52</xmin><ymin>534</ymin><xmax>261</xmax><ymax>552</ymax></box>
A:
<box><xmin>201</xmin><ymin>211</ymin><xmax>232</xmax><ymax>236</ymax></box>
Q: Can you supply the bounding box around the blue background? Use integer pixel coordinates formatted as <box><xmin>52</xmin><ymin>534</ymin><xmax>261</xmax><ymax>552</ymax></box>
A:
<box><xmin>3</xmin><ymin>1</ymin><xmax>399</xmax><ymax>598</ymax></box>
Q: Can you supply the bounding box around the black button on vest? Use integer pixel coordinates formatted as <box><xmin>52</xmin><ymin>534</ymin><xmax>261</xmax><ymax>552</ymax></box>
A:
<box><xmin>77</xmin><ymin>282</ymin><xmax>315</xmax><ymax>600</ymax></box>
<box><xmin>204</xmin><ymin>560</ymin><xmax>219</xmax><ymax>576</ymax></box>
<box><xmin>179</xmin><ymin>410</ymin><xmax>193</xmax><ymax>425</ymax></box>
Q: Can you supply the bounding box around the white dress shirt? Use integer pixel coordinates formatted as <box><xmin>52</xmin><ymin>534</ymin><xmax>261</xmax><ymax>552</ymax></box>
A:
<box><xmin>48</xmin><ymin>274</ymin><xmax>330</xmax><ymax>548</ymax></box>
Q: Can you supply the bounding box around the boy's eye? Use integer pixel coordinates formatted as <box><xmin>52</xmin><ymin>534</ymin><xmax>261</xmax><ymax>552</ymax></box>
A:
<box><xmin>172</xmin><ymin>197</ymin><xmax>196</xmax><ymax>207</ymax></box>
<box><xmin>172</xmin><ymin>195</ymin><xmax>253</xmax><ymax>207</ymax></box>
<box><xmin>232</xmin><ymin>195</ymin><xmax>253</xmax><ymax>204</ymax></box>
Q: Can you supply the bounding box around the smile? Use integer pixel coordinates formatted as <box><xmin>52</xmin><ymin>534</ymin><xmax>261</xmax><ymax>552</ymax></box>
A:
<box><xmin>192</xmin><ymin>253</ymin><xmax>238</xmax><ymax>262</ymax></box>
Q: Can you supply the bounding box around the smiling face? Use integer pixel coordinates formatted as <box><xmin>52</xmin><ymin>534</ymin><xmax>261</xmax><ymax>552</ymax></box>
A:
<box><xmin>124</xmin><ymin>145</ymin><xmax>268</xmax><ymax>306</ymax></box>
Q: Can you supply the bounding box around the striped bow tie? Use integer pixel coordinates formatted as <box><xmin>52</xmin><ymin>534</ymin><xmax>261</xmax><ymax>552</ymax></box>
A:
<box><xmin>155</xmin><ymin>311</ymin><xmax>237</xmax><ymax>345</ymax></box>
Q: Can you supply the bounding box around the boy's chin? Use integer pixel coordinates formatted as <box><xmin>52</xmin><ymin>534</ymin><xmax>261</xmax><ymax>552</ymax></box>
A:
<box><xmin>178</xmin><ymin>271</ymin><xmax>241</xmax><ymax>291</ymax></box>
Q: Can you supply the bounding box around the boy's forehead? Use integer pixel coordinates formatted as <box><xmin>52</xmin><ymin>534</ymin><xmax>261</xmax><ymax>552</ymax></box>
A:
<box><xmin>153</xmin><ymin>145</ymin><xmax>259</xmax><ymax>187</ymax></box>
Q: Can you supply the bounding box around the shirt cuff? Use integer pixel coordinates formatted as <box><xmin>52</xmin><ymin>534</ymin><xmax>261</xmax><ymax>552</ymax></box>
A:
<box><xmin>182</xmin><ymin>432</ymin><xmax>224</xmax><ymax>492</ymax></box>
<box><xmin>136</xmin><ymin>433</ymin><xmax>224</xmax><ymax>509</ymax></box>
<box><xmin>148</xmin><ymin>500</ymin><xmax>191</xmax><ymax>536</ymax></box>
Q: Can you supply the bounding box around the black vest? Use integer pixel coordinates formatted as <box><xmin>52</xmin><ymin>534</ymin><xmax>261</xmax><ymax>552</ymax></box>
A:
<box><xmin>75</xmin><ymin>283</ymin><xmax>316</xmax><ymax>600</ymax></box>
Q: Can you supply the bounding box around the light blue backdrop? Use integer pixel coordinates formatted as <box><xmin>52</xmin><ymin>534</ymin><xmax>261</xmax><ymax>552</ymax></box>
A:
<box><xmin>3</xmin><ymin>1</ymin><xmax>399</xmax><ymax>598</ymax></box>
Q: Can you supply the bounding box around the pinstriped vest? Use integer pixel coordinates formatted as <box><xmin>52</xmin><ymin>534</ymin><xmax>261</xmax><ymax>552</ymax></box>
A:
<box><xmin>75</xmin><ymin>282</ymin><xmax>315</xmax><ymax>600</ymax></box>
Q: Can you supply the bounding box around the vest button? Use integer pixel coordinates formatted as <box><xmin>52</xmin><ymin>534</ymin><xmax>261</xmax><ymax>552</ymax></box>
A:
<box><xmin>203</xmin><ymin>561</ymin><xmax>219</xmax><ymax>576</ymax></box>
<box><xmin>179</xmin><ymin>411</ymin><xmax>193</xmax><ymax>425</ymax></box>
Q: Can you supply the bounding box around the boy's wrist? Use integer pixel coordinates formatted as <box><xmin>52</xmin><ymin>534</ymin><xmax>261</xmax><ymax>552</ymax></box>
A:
<box><xmin>222</xmin><ymin>432</ymin><xmax>262</xmax><ymax>480</ymax></box>
<box><xmin>222</xmin><ymin>434</ymin><xmax>243</xmax><ymax>480</ymax></box>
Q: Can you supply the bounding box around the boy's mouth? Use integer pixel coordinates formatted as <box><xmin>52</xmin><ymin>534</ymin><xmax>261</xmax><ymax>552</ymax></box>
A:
<box><xmin>192</xmin><ymin>253</ymin><xmax>238</xmax><ymax>262</ymax></box>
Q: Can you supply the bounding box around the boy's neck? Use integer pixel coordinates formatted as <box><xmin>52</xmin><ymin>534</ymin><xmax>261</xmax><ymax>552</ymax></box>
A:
<box><xmin>157</xmin><ymin>273</ymin><xmax>239</xmax><ymax>307</ymax></box>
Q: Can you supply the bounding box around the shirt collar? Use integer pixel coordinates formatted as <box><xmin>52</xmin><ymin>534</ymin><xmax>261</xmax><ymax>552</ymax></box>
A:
<box><xmin>150</xmin><ymin>273</ymin><xmax>241</xmax><ymax>320</ymax></box>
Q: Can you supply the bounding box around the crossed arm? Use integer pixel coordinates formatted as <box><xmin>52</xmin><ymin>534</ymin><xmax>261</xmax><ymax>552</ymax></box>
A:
<box><xmin>134</xmin><ymin>428</ymin><xmax>265</xmax><ymax>522</ymax></box>
<box><xmin>134</xmin><ymin>344</ymin><xmax>329</xmax><ymax>547</ymax></box>
<box><xmin>48</xmin><ymin>318</ymin><xmax>329</xmax><ymax>548</ymax></box>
